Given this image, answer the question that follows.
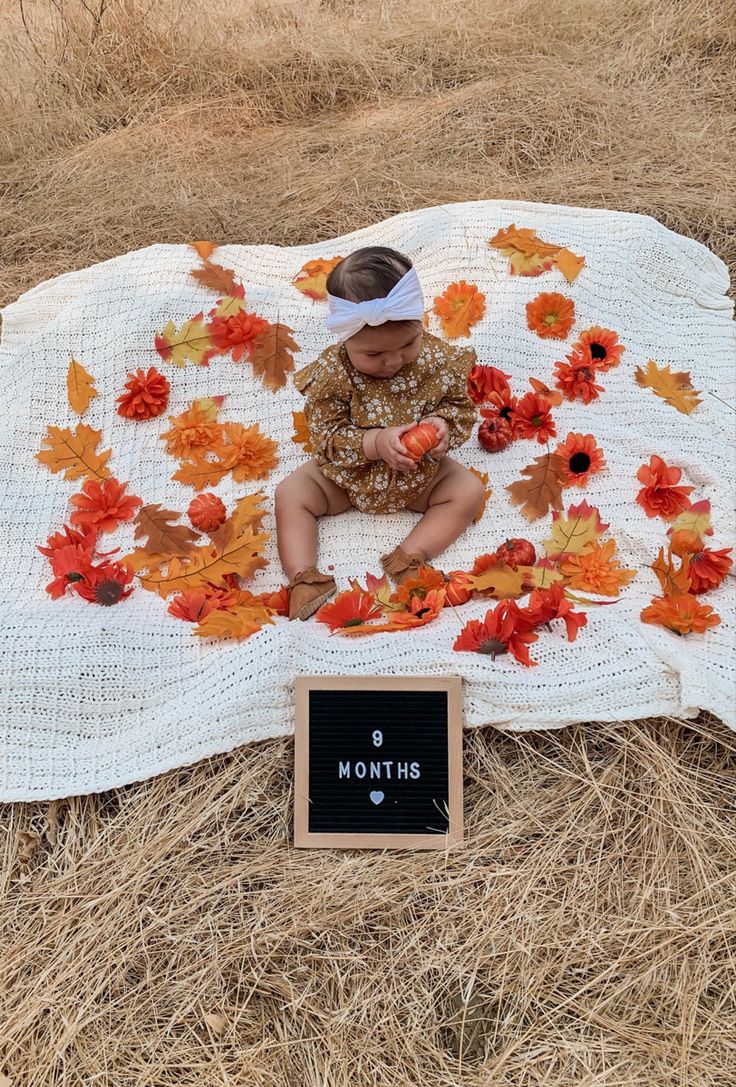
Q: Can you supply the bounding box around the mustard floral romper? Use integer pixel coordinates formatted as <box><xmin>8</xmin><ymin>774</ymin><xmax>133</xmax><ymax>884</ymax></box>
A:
<box><xmin>292</xmin><ymin>332</ymin><xmax>477</xmax><ymax>514</ymax></box>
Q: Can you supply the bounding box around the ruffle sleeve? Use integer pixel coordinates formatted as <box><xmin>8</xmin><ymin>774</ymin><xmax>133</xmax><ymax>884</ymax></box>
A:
<box><xmin>432</xmin><ymin>345</ymin><xmax>477</xmax><ymax>450</ymax></box>
<box><xmin>292</xmin><ymin>351</ymin><xmax>371</xmax><ymax>468</ymax></box>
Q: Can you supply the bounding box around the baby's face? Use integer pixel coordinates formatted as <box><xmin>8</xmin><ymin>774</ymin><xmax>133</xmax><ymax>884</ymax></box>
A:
<box><xmin>344</xmin><ymin>321</ymin><xmax>423</xmax><ymax>379</ymax></box>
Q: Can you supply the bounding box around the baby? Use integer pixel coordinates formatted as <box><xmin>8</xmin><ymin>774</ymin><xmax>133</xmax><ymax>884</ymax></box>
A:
<box><xmin>276</xmin><ymin>246</ymin><xmax>485</xmax><ymax>620</ymax></box>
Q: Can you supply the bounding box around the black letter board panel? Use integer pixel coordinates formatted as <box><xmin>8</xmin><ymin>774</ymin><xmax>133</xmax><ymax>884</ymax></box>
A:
<box><xmin>294</xmin><ymin>676</ymin><xmax>463</xmax><ymax>849</ymax></box>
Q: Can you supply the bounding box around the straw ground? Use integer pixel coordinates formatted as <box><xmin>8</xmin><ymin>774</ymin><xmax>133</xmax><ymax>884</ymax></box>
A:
<box><xmin>1</xmin><ymin>1</ymin><xmax>735</xmax><ymax>1083</ymax></box>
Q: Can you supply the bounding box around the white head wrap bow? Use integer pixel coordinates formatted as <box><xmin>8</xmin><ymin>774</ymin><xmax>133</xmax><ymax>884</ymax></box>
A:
<box><xmin>325</xmin><ymin>266</ymin><xmax>425</xmax><ymax>341</ymax></box>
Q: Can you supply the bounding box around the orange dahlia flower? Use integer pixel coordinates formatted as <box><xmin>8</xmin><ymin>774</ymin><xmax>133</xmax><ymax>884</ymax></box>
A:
<box><xmin>640</xmin><ymin>594</ymin><xmax>720</xmax><ymax>635</ymax></box>
<box><xmin>525</xmin><ymin>291</ymin><xmax>575</xmax><ymax>340</ymax></box>
<box><xmin>572</xmin><ymin>326</ymin><xmax>625</xmax><ymax>371</ymax></box>
<box><xmin>217</xmin><ymin>422</ymin><xmax>279</xmax><ymax>482</ymax></box>
<box><xmin>207</xmin><ymin>310</ymin><xmax>270</xmax><ymax>363</ymax></box>
<box><xmin>471</xmin><ymin>552</ymin><xmax>499</xmax><ymax>576</ymax></box>
<box><xmin>316</xmin><ymin>587</ymin><xmax>382</xmax><ymax>632</ymax></box>
<box><xmin>161</xmin><ymin>403</ymin><xmax>224</xmax><ymax>461</ymax></box>
<box><xmin>76</xmin><ymin>561</ymin><xmax>134</xmax><ymax>606</ymax></box>
<box><xmin>259</xmin><ymin>584</ymin><xmax>290</xmax><ymax>616</ymax></box>
<box><xmin>117</xmin><ymin>367</ymin><xmax>170</xmax><ymax>419</ymax></box>
<box><xmin>38</xmin><ymin>523</ymin><xmax>98</xmax><ymax>560</ymax></box>
<box><xmin>466</xmin><ymin>364</ymin><xmax>511</xmax><ymax>404</ymax></box>
<box><xmin>554</xmin><ymin>356</ymin><xmax>604</xmax><ymax>403</ymax></box>
<box><xmin>521</xmin><ymin>583</ymin><xmax>587</xmax><ymax>642</ymax></box>
<box><xmin>687</xmin><ymin>547</ymin><xmax>733</xmax><ymax>594</ymax></box>
<box><xmin>168</xmin><ymin>590</ymin><xmax>222</xmax><ymax>623</ymax></box>
<box><xmin>453</xmin><ymin>599</ymin><xmax>539</xmax><ymax>666</ymax></box>
<box><xmin>555</xmin><ymin>433</ymin><xmax>606</xmax><ymax>487</ymax></box>
<box><xmin>636</xmin><ymin>455</ymin><xmax>693</xmax><ymax>520</ymax></box>
<box><xmin>513</xmin><ymin>392</ymin><xmax>556</xmax><ymax>443</ymax></box>
<box><xmin>391</xmin><ymin>564</ymin><xmax>447</xmax><ymax>606</ymax></box>
<box><xmin>45</xmin><ymin>542</ymin><xmax>97</xmax><ymax>600</ymax></box>
<box><xmin>561</xmin><ymin>538</ymin><xmax>637</xmax><ymax>596</ymax></box>
<box><xmin>69</xmin><ymin>477</ymin><xmax>142</xmax><ymax>534</ymax></box>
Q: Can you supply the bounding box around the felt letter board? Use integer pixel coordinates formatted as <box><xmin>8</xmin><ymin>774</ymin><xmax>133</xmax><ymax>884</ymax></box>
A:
<box><xmin>293</xmin><ymin>676</ymin><xmax>463</xmax><ymax>849</ymax></box>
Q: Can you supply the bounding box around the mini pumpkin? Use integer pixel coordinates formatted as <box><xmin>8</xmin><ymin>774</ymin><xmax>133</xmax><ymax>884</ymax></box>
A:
<box><xmin>401</xmin><ymin>421</ymin><xmax>440</xmax><ymax>461</ymax></box>
<box><xmin>495</xmin><ymin>537</ymin><xmax>536</xmax><ymax>569</ymax></box>
<box><xmin>669</xmin><ymin>528</ymin><xmax>704</xmax><ymax>557</ymax></box>
<box><xmin>188</xmin><ymin>492</ymin><xmax>227</xmax><ymax>533</ymax></box>
<box><xmin>478</xmin><ymin>416</ymin><xmax>513</xmax><ymax>453</ymax></box>
<box><xmin>444</xmin><ymin>570</ymin><xmax>474</xmax><ymax>606</ymax></box>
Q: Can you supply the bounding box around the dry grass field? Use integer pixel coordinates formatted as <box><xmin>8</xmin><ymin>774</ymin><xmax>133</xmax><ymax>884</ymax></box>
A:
<box><xmin>1</xmin><ymin>1</ymin><xmax>735</xmax><ymax>1084</ymax></box>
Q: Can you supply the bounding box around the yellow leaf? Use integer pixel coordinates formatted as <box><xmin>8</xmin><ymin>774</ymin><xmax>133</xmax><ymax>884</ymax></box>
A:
<box><xmin>36</xmin><ymin>424</ymin><xmax>111</xmax><ymax>481</ymax></box>
<box><xmin>634</xmin><ymin>360</ymin><xmax>702</xmax><ymax>415</ymax></box>
<box><xmin>543</xmin><ymin>501</ymin><xmax>609</xmax><ymax>560</ymax></box>
<box><xmin>66</xmin><ymin>358</ymin><xmax>97</xmax><ymax>415</ymax></box>
<box><xmin>668</xmin><ymin>500</ymin><xmax>713</xmax><ymax>541</ymax></box>
<box><xmin>195</xmin><ymin>604</ymin><xmax>273</xmax><ymax>640</ymax></box>
<box><xmin>192</xmin><ymin>395</ymin><xmax>225</xmax><ymax>423</ymax></box>
<box><xmin>651</xmin><ymin>547</ymin><xmax>691</xmax><ymax>596</ymax></box>
<box><xmin>526</xmin><ymin>562</ymin><xmax>564</xmax><ymax>589</ymax></box>
<box><xmin>469</xmin><ymin>562</ymin><xmax>530</xmax><ymax>599</ymax></box>
<box><xmin>155</xmin><ymin>314</ymin><xmax>212</xmax><ymax>367</ymax></box>
<box><xmin>210</xmin><ymin>294</ymin><xmax>246</xmax><ymax>320</ymax></box>
<box><xmin>293</xmin><ymin>257</ymin><xmax>343</xmax><ymax>301</ymax></box>
<box><xmin>433</xmin><ymin>281</ymin><xmax>486</xmax><ymax>339</ymax></box>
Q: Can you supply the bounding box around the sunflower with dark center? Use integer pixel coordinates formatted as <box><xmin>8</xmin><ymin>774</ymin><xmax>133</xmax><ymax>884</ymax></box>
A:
<box><xmin>77</xmin><ymin>562</ymin><xmax>135</xmax><ymax>606</ymax></box>
<box><xmin>572</xmin><ymin>327</ymin><xmax>625</xmax><ymax>372</ymax></box>
<box><xmin>555</xmin><ymin>433</ymin><xmax>606</xmax><ymax>487</ymax></box>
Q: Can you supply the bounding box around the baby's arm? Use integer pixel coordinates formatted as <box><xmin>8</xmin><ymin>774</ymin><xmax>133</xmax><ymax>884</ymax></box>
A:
<box><xmin>307</xmin><ymin>397</ymin><xmax>416</xmax><ymax>472</ymax></box>
<box><xmin>363</xmin><ymin>425</ymin><xmax>418</xmax><ymax>472</ymax></box>
<box><xmin>423</xmin><ymin>349</ymin><xmax>477</xmax><ymax>453</ymax></box>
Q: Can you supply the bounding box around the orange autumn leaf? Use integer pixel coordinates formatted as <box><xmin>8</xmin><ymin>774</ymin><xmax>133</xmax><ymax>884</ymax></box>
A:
<box><xmin>189</xmin><ymin>241</ymin><xmax>217</xmax><ymax>261</ymax></box>
<box><xmin>640</xmin><ymin>594</ymin><xmax>720</xmax><ymax>635</ymax></box>
<box><xmin>66</xmin><ymin>359</ymin><xmax>97</xmax><ymax>415</ymax></box>
<box><xmin>634</xmin><ymin>359</ymin><xmax>702</xmax><ymax>415</ymax></box>
<box><xmin>526</xmin><ymin>560</ymin><xmax>565</xmax><ymax>590</ymax></box>
<box><xmin>561</xmin><ymin>539</ymin><xmax>637</xmax><ymax>596</ymax></box>
<box><xmin>137</xmin><ymin>521</ymin><xmax>270</xmax><ymax>598</ymax></box>
<box><xmin>651</xmin><ymin>547</ymin><xmax>692</xmax><ymax>596</ymax></box>
<box><xmin>194</xmin><ymin>602</ymin><xmax>274</xmax><ymax>640</ymax></box>
<box><xmin>553</xmin><ymin>247</ymin><xmax>586</xmax><ymax>284</ymax></box>
<box><xmin>249</xmin><ymin>322</ymin><xmax>300</xmax><ymax>392</ymax></box>
<box><xmin>134</xmin><ymin>504</ymin><xmax>201</xmax><ymax>558</ymax></box>
<box><xmin>293</xmin><ymin>257</ymin><xmax>343</xmax><ymax>302</ymax></box>
<box><xmin>489</xmin><ymin>225</ymin><xmax>585</xmax><ymax>282</ymax></box>
<box><xmin>172</xmin><ymin>454</ymin><xmax>230</xmax><ymax>491</ymax></box>
<box><xmin>191</xmin><ymin>260</ymin><xmax>243</xmax><ymax>297</ymax></box>
<box><xmin>433</xmin><ymin>281</ymin><xmax>486</xmax><ymax>339</ymax></box>
<box><xmin>291</xmin><ymin>410</ymin><xmax>313</xmax><ymax>453</ymax></box>
<box><xmin>506</xmin><ymin>452</ymin><xmax>566</xmax><ymax>522</ymax></box>
<box><xmin>155</xmin><ymin>314</ymin><xmax>212</xmax><ymax>368</ymax></box>
<box><xmin>468</xmin><ymin>466</ymin><xmax>492</xmax><ymax>523</ymax></box>
<box><xmin>36</xmin><ymin>423</ymin><xmax>111</xmax><ymax>481</ymax></box>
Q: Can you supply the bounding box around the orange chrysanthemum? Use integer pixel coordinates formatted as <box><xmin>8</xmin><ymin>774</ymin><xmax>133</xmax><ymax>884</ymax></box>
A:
<box><xmin>391</xmin><ymin>564</ymin><xmax>447</xmax><ymax>606</ymax></box>
<box><xmin>521</xmin><ymin>583</ymin><xmax>587</xmax><ymax>642</ymax></box>
<box><xmin>316</xmin><ymin>587</ymin><xmax>382</xmax><ymax>631</ymax></box>
<box><xmin>554</xmin><ymin>356</ymin><xmax>605</xmax><ymax>403</ymax></box>
<box><xmin>453</xmin><ymin>599</ymin><xmax>539</xmax><ymax>666</ymax></box>
<box><xmin>561</xmin><ymin>538</ymin><xmax>637</xmax><ymax>596</ymax></box>
<box><xmin>38</xmin><ymin>523</ymin><xmax>99</xmax><ymax>561</ymax></box>
<box><xmin>471</xmin><ymin>552</ymin><xmax>499</xmax><ymax>576</ymax></box>
<box><xmin>217</xmin><ymin>422</ymin><xmax>279</xmax><ymax>482</ymax></box>
<box><xmin>513</xmin><ymin>392</ymin><xmax>556</xmax><ymax>443</ymax></box>
<box><xmin>168</xmin><ymin>590</ymin><xmax>223</xmax><ymax>623</ymax></box>
<box><xmin>636</xmin><ymin>455</ymin><xmax>694</xmax><ymax>520</ymax></box>
<box><xmin>555</xmin><ymin>432</ymin><xmax>606</xmax><ymax>487</ymax></box>
<box><xmin>161</xmin><ymin>404</ymin><xmax>224</xmax><ymax>461</ymax></box>
<box><xmin>76</xmin><ymin>561</ymin><xmax>135</xmax><ymax>606</ymax></box>
<box><xmin>259</xmin><ymin>584</ymin><xmax>290</xmax><ymax>616</ymax></box>
<box><xmin>687</xmin><ymin>547</ymin><xmax>733</xmax><ymax>594</ymax></box>
<box><xmin>466</xmin><ymin>364</ymin><xmax>511</xmax><ymax>405</ymax></box>
<box><xmin>572</xmin><ymin>327</ymin><xmax>625</xmax><ymax>371</ymax></box>
<box><xmin>525</xmin><ymin>292</ymin><xmax>575</xmax><ymax>340</ymax></box>
<box><xmin>45</xmin><ymin>542</ymin><xmax>97</xmax><ymax>600</ymax></box>
<box><xmin>640</xmin><ymin>594</ymin><xmax>720</xmax><ymax>635</ymax></box>
<box><xmin>207</xmin><ymin>311</ymin><xmax>270</xmax><ymax>363</ymax></box>
<box><xmin>69</xmin><ymin>477</ymin><xmax>142</xmax><ymax>534</ymax></box>
<box><xmin>117</xmin><ymin>367</ymin><xmax>170</xmax><ymax>419</ymax></box>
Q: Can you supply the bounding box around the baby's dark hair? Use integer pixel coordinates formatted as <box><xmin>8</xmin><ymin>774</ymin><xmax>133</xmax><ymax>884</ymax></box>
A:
<box><xmin>326</xmin><ymin>246</ymin><xmax>413</xmax><ymax>302</ymax></box>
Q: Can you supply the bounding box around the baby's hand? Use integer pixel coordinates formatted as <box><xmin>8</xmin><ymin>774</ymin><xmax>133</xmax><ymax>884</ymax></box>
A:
<box><xmin>375</xmin><ymin>424</ymin><xmax>418</xmax><ymax>472</ymax></box>
<box><xmin>422</xmin><ymin>416</ymin><xmax>451</xmax><ymax>457</ymax></box>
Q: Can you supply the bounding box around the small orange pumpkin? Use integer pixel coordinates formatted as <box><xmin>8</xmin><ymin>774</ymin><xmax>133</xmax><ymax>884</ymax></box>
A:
<box><xmin>401</xmin><ymin>421</ymin><xmax>440</xmax><ymax>461</ymax></box>
<box><xmin>478</xmin><ymin>415</ymin><xmax>513</xmax><ymax>453</ymax></box>
<box><xmin>444</xmin><ymin>570</ymin><xmax>473</xmax><ymax>606</ymax></box>
<box><xmin>495</xmin><ymin>538</ymin><xmax>536</xmax><ymax>569</ymax></box>
<box><xmin>188</xmin><ymin>492</ymin><xmax>227</xmax><ymax>533</ymax></box>
<box><xmin>669</xmin><ymin>528</ymin><xmax>704</xmax><ymax>557</ymax></box>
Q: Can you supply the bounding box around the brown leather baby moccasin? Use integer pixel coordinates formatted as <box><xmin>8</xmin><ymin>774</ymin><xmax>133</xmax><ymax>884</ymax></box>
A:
<box><xmin>380</xmin><ymin>545</ymin><xmax>431</xmax><ymax>587</ymax></box>
<box><xmin>287</xmin><ymin>566</ymin><xmax>337</xmax><ymax>621</ymax></box>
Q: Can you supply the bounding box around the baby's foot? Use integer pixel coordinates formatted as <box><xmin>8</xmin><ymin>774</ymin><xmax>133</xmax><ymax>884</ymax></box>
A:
<box><xmin>287</xmin><ymin>567</ymin><xmax>337</xmax><ymax>621</ymax></box>
<box><xmin>380</xmin><ymin>545</ymin><xmax>440</xmax><ymax>586</ymax></box>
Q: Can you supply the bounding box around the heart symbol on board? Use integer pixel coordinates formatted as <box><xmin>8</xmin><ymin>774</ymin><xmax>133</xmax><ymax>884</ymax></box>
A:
<box><xmin>369</xmin><ymin>791</ymin><xmax>384</xmax><ymax>806</ymax></box>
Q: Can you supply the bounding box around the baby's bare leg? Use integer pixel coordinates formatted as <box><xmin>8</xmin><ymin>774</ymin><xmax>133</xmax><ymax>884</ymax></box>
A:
<box><xmin>275</xmin><ymin>461</ymin><xmax>353</xmax><ymax>580</ymax></box>
<box><xmin>402</xmin><ymin>458</ymin><xmax>485</xmax><ymax>560</ymax></box>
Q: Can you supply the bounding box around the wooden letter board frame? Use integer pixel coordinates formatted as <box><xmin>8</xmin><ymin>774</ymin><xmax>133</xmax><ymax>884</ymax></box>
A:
<box><xmin>294</xmin><ymin>675</ymin><xmax>463</xmax><ymax>850</ymax></box>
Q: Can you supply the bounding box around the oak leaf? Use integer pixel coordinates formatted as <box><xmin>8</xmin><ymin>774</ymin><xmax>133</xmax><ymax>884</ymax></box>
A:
<box><xmin>291</xmin><ymin>410</ymin><xmax>313</xmax><ymax>453</ymax></box>
<box><xmin>543</xmin><ymin>501</ymin><xmax>610</xmax><ymax>560</ymax></box>
<box><xmin>155</xmin><ymin>314</ymin><xmax>212</xmax><ymax>367</ymax></box>
<box><xmin>194</xmin><ymin>603</ymin><xmax>274</xmax><ymax>640</ymax></box>
<box><xmin>36</xmin><ymin>424</ymin><xmax>111</xmax><ymax>481</ymax></box>
<box><xmin>468</xmin><ymin>562</ymin><xmax>531</xmax><ymax>599</ymax></box>
<box><xmin>134</xmin><ymin>504</ymin><xmax>201</xmax><ymax>558</ymax></box>
<box><xmin>137</xmin><ymin>522</ymin><xmax>270</xmax><ymax>597</ymax></box>
<box><xmin>506</xmin><ymin>453</ymin><xmax>566</xmax><ymax>522</ymax></box>
<box><xmin>249</xmin><ymin>322</ymin><xmax>300</xmax><ymax>391</ymax></box>
<box><xmin>189</xmin><ymin>241</ymin><xmax>217</xmax><ymax>261</ymax></box>
<box><xmin>172</xmin><ymin>454</ymin><xmax>230</xmax><ymax>491</ymax></box>
<box><xmin>489</xmin><ymin>225</ymin><xmax>585</xmax><ymax>282</ymax></box>
<box><xmin>634</xmin><ymin>359</ymin><xmax>702</xmax><ymax>414</ymax></box>
<box><xmin>433</xmin><ymin>281</ymin><xmax>486</xmax><ymax>339</ymax></box>
<box><xmin>66</xmin><ymin>359</ymin><xmax>98</xmax><ymax>415</ymax></box>
<box><xmin>526</xmin><ymin>560</ymin><xmax>565</xmax><ymax>589</ymax></box>
<box><xmin>651</xmin><ymin>547</ymin><xmax>691</xmax><ymax>596</ymax></box>
<box><xmin>191</xmin><ymin>260</ymin><xmax>243</xmax><ymax>297</ymax></box>
<box><xmin>292</xmin><ymin>257</ymin><xmax>343</xmax><ymax>301</ymax></box>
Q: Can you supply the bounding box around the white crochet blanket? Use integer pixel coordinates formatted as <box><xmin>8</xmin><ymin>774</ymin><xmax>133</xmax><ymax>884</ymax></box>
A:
<box><xmin>1</xmin><ymin>200</ymin><xmax>734</xmax><ymax>801</ymax></box>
